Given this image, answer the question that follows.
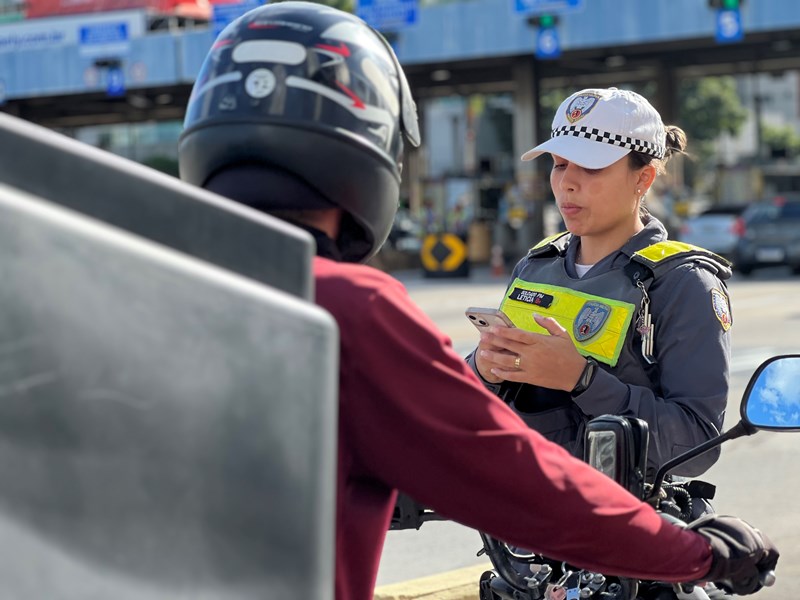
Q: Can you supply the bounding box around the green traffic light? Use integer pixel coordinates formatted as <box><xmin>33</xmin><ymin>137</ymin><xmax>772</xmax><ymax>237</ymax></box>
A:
<box><xmin>539</xmin><ymin>13</ymin><xmax>555</xmax><ymax>28</ymax></box>
<box><xmin>721</xmin><ymin>0</ymin><xmax>739</xmax><ymax>8</ymax></box>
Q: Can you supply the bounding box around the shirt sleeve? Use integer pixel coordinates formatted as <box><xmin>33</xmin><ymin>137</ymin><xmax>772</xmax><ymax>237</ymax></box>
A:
<box><xmin>464</xmin><ymin>350</ymin><xmax>502</xmax><ymax>393</ymax></box>
<box><xmin>337</xmin><ymin>275</ymin><xmax>713</xmax><ymax>582</ymax></box>
<box><xmin>572</xmin><ymin>263</ymin><xmax>729</xmax><ymax>476</ymax></box>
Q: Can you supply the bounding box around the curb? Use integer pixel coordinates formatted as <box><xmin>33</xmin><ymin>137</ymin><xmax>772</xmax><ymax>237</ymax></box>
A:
<box><xmin>374</xmin><ymin>563</ymin><xmax>492</xmax><ymax>600</ymax></box>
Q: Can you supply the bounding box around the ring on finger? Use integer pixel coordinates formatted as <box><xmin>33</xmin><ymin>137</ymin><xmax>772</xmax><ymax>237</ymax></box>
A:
<box><xmin>513</xmin><ymin>355</ymin><xmax>521</xmax><ymax>369</ymax></box>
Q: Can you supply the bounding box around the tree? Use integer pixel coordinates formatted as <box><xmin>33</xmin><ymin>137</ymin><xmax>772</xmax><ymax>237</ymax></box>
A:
<box><xmin>678</xmin><ymin>76</ymin><xmax>748</xmax><ymax>145</ymax></box>
<box><xmin>142</xmin><ymin>155</ymin><xmax>179</xmax><ymax>177</ymax></box>
<box><xmin>318</xmin><ymin>0</ymin><xmax>354</xmax><ymax>12</ymax></box>
<box><xmin>762</xmin><ymin>122</ymin><xmax>800</xmax><ymax>159</ymax></box>
<box><xmin>676</xmin><ymin>77</ymin><xmax>748</xmax><ymax>194</ymax></box>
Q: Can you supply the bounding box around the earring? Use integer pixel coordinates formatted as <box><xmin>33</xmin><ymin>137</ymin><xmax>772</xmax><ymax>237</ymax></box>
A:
<box><xmin>637</xmin><ymin>188</ymin><xmax>642</xmax><ymax>195</ymax></box>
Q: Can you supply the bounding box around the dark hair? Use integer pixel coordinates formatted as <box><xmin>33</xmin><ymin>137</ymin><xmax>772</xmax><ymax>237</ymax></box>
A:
<box><xmin>628</xmin><ymin>125</ymin><xmax>688</xmax><ymax>175</ymax></box>
<box><xmin>628</xmin><ymin>125</ymin><xmax>687</xmax><ymax>219</ymax></box>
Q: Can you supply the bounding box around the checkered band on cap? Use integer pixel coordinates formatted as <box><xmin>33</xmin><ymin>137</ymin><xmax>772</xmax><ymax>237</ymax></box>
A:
<box><xmin>551</xmin><ymin>125</ymin><xmax>666</xmax><ymax>159</ymax></box>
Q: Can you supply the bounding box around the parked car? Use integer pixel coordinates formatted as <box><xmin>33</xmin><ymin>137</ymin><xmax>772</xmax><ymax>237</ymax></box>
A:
<box><xmin>386</xmin><ymin>209</ymin><xmax>423</xmax><ymax>253</ymax></box>
<box><xmin>733</xmin><ymin>195</ymin><xmax>800</xmax><ymax>275</ymax></box>
<box><xmin>677</xmin><ymin>204</ymin><xmax>747</xmax><ymax>258</ymax></box>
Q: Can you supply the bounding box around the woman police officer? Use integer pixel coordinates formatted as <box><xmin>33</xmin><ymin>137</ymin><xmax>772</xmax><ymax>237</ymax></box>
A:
<box><xmin>471</xmin><ymin>87</ymin><xmax>732</xmax><ymax>478</ymax></box>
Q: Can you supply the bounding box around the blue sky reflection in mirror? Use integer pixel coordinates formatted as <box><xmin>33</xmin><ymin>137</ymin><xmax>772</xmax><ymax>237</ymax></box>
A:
<box><xmin>744</xmin><ymin>356</ymin><xmax>800</xmax><ymax>430</ymax></box>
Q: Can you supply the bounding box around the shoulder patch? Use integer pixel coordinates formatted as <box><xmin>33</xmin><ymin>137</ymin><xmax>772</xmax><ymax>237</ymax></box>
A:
<box><xmin>531</xmin><ymin>231</ymin><xmax>570</xmax><ymax>251</ymax></box>
<box><xmin>635</xmin><ymin>240</ymin><xmax>698</xmax><ymax>263</ymax></box>
<box><xmin>528</xmin><ymin>231</ymin><xmax>571</xmax><ymax>258</ymax></box>
<box><xmin>632</xmin><ymin>241</ymin><xmax>732</xmax><ymax>281</ymax></box>
<box><xmin>711</xmin><ymin>288</ymin><xmax>732</xmax><ymax>331</ymax></box>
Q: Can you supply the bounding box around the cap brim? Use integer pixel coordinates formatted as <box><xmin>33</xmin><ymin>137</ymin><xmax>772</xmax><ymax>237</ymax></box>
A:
<box><xmin>521</xmin><ymin>136</ymin><xmax>631</xmax><ymax>169</ymax></box>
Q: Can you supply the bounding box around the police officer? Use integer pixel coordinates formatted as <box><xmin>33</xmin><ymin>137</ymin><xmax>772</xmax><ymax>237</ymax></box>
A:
<box><xmin>178</xmin><ymin>9</ymin><xmax>774</xmax><ymax>599</ymax></box>
<box><xmin>472</xmin><ymin>87</ymin><xmax>731</xmax><ymax>477</ymax></box>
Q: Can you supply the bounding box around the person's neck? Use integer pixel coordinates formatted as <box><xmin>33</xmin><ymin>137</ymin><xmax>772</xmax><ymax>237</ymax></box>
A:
<box><xmin>577</xmin><ymin>220</ymin><xmax>644</xmax><ymax>265</ymax></box>
<box><xmin>295</xmin><ymin>208</ymin><xmax>342</xmax><ymax>240</ymax></box>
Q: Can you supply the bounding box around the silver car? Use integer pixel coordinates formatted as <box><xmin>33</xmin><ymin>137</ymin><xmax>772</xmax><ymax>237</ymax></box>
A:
<box><xmin>733</xmin><ymin>196</ymin><xmax>800</xmax><ymax>275</ymax></box>
<box><xmin>677</xmin><ymin>204</ymin><xmax>746</xmax><ymax>258</ymax></box>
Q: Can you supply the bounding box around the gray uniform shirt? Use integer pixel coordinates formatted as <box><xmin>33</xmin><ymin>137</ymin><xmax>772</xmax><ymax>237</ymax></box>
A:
<box><xmin>468</xmin><ymin>216</ymin><xmax>730</xmax><ymax>476</ymax></box>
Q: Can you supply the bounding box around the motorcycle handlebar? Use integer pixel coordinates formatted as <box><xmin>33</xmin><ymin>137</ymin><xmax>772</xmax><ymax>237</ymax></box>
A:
<box><xmin>760</xmin><ymin>570</ymin><xmax>776</xmax><ymax>587</ymax></box>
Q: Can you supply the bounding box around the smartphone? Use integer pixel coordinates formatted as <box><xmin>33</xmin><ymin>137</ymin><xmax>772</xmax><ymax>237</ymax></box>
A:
<box><xmin>465</xmin><ymin>307</ymin><xmax>515</xmax><ymax>330</ymax></box>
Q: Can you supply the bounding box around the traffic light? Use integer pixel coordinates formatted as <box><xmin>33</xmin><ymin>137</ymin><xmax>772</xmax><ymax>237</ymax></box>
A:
<box><xmin>708</xmin><ymin>0</ymin><xmax>743</xmax><ymax>8</ymax></box>
<box><xmin>528</xmin><ymin>12</ymin><xmax>561</xmax><ymax>59</ymax></box>
<box><xmin>527</xmin><ymin>13</ymin><xmax>558</xmax><ymax>28</ymax></box>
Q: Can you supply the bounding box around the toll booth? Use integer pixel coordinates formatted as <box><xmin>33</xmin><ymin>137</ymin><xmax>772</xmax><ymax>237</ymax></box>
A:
<box><xmin>0</xmin><ymin>114</ymin><xmax>337</xmax><ymax>600</ymax></box>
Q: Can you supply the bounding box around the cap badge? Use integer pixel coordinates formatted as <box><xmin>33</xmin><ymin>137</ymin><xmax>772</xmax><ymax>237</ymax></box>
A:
<box><xmin>565</xmin><ymin>92</ymin><xmax>601</xmax><ymax>124</ymax></box>
<box><xmin>573</xmin><ymin>300</ymin><xmax>611</xmax><ymax>342</ymax></box>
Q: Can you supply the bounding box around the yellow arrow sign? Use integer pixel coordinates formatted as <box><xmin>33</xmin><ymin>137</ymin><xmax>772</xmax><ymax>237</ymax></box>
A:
<box><xmin>421</xmin><ymin>233</ymin><xmax>467</xmax><ymax>271</ymax></box>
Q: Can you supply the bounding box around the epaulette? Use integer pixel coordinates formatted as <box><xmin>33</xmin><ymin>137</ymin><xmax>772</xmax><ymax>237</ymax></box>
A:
<box><xmin>631</xmin><ymin>241</ymin><xmax>732</xmax><ymax>280</ymax></box>
<box><xmin>527</xmin><ymin>231</ymin><xmax>571</xmax><ymax>258</ymax></box>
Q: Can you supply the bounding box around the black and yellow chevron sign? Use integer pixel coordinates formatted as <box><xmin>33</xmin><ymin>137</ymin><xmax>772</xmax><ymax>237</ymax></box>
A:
<box><xmin>420</xmin><ymin>233</ymin><xmax>469</xmax><ymax>277</ymax></box>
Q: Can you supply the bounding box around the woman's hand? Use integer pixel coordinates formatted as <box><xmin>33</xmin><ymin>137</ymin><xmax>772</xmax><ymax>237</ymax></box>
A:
<box><xmin>474</xmin><ymin>329</ymin><xmax>514</xmax><ymax>384</ymax></box>
<box><xmin>480</xmin><ymin>314</ymin><xmax>587</xmax><ymax>391</ymax></box>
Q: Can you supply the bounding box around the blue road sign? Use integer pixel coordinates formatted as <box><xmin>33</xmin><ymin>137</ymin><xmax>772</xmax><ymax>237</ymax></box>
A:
<box><xmin>78</xmin><ymin>22</ymin><xmax>129</xmax><ymax>57</ymax></box>
<box><xmin>213</xmin><ymin>0</ymin><xmax>262</xmax><ymax>38</ymax></box>
<box><xmin>536</xmin><ymin>27</ymin><xmax>561</xmax><ymax>59</ymax></box>
<box><xmin>79</xmin><ymin>22</ymin><xmax>128</xmax><ymax>46</ymax></box>
<box><xmin>106</xmin><ymin>66</ymin><xmax>125</xmax><ymax>97</ymax></box>
<box><xmin>514</xmin><ymin>0</ymin><xmax>582</xmax><ymax>15</ymax></box>
<box><xmin>357</xmin><ymin>0</ymin><xmax>417</xmax><ymax>31</ymax></box>
<box><xmin>716</xmin><ymin>8</ymin><xmax>743</xmax><ymax>43</ymax></box>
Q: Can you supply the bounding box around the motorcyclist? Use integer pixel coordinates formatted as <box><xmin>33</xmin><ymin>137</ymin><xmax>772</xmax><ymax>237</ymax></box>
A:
<box><xmin>177</xmin><ymin>4</ymin><xmax>777</xmax><ymax>599</ymax></box>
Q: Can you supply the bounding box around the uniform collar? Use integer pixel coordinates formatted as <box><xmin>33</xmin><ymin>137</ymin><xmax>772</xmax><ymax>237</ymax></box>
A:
<box><xmin>617</xmin><ymin>215</ymin><xmax>668</xmax><ymax>259</ymax></box>
<box><xmin>566</xmin><ymin>215</ymin><xmax>668</xmax><ymax>272</ymax></box>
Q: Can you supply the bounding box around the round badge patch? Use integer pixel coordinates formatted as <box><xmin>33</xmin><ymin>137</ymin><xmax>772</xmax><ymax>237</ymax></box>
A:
<box><xmin>565</xmin><ymin>92</ymin><xmax>600</xmax><ymax>124</ymax></box>
<box><xmin>573</xmin><ymin>300</ymin><xmax>611</xmax><ymax>342</ymax></box>
<box><xmin>245</xmin><ymin>68</ymin><xmax>276</xmax><ymax>99</ymax></box>
<box><xmin>711</xmin><ymin>288</ymin><xmax>732</xmax><ymax>332</ymax></box>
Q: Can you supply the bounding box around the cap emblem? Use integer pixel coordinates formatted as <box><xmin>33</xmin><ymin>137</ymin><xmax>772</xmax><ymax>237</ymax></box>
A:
<box><xmin>565</xmin><ymin>92</ymin><xmax>601</xmax><ymax>124</ymax></box>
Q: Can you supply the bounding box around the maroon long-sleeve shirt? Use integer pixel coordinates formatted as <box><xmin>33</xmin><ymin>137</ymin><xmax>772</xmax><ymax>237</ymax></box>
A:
<box><xmin>314</xmin><ymin>256</ymin><xmax>713</xmax><ymax>600</ymax></box>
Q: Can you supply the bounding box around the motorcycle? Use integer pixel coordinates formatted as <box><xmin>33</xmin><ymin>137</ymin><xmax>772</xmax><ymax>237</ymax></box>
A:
<box><xmin>391</xmin><ymin>354</ymin><xmax>799</xmax><ymax>600</ymax></box>
<box><xmin>477</xmin><ymin>354</ymin><xmax>800</xmax><ymax>600</ymax></box>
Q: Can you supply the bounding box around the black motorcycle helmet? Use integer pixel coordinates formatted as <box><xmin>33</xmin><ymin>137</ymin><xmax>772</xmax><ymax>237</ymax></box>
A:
<box><xmin>178</xmin><ymin>1</ymin><xmax>420</xmax><ymax>262</ymax></box>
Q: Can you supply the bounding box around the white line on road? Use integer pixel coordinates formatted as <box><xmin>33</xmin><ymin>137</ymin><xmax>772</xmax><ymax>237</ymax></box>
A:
<box><xmin>731</xmin><ymin>347</ymin><xmax>781</xmax><ymax>374</ymax></box>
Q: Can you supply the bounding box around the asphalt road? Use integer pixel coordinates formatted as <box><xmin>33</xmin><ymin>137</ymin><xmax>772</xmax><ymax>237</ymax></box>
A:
<box><xmin>377</xmin><ymin>265</ymin><xmax>800</xmax><ymax>600</ymax></box>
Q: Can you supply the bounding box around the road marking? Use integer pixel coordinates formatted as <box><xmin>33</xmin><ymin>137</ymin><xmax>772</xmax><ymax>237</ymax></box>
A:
<box><xmin>731</xmin><ymin>347</ymin><xmax>780</xmax><ymax>375</ymax></box>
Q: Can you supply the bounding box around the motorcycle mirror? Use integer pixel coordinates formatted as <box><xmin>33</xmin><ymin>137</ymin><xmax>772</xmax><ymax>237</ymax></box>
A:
<box><xmin>586</xmin><ymin>424</ymin><xmax>622</xmax><ymax>482</ymax></box>
<box><xmin>584</xmin><ymin>415</ymin><xmax>648</xmax><ymax>499</ymax></box>
<box><xmin>740</xmin><ymin>354</ymin><xmax>800</xmax><ymax>431</ymax></box>
<box><xmin>647</xmin><ymin>354</ymin><xmax>800</xmax><ymax>506</ymax></box>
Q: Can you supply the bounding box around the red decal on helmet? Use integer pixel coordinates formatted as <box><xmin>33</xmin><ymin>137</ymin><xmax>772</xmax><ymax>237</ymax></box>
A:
<box><xmin>336</xmin><ymin>82</ymin><xmax>365</xmax><ymax>109</ymax></box>
<box><xmin>315</xmin><ymin>42</ymin><xmax>350</xmax><ymax>57</ymax></box>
